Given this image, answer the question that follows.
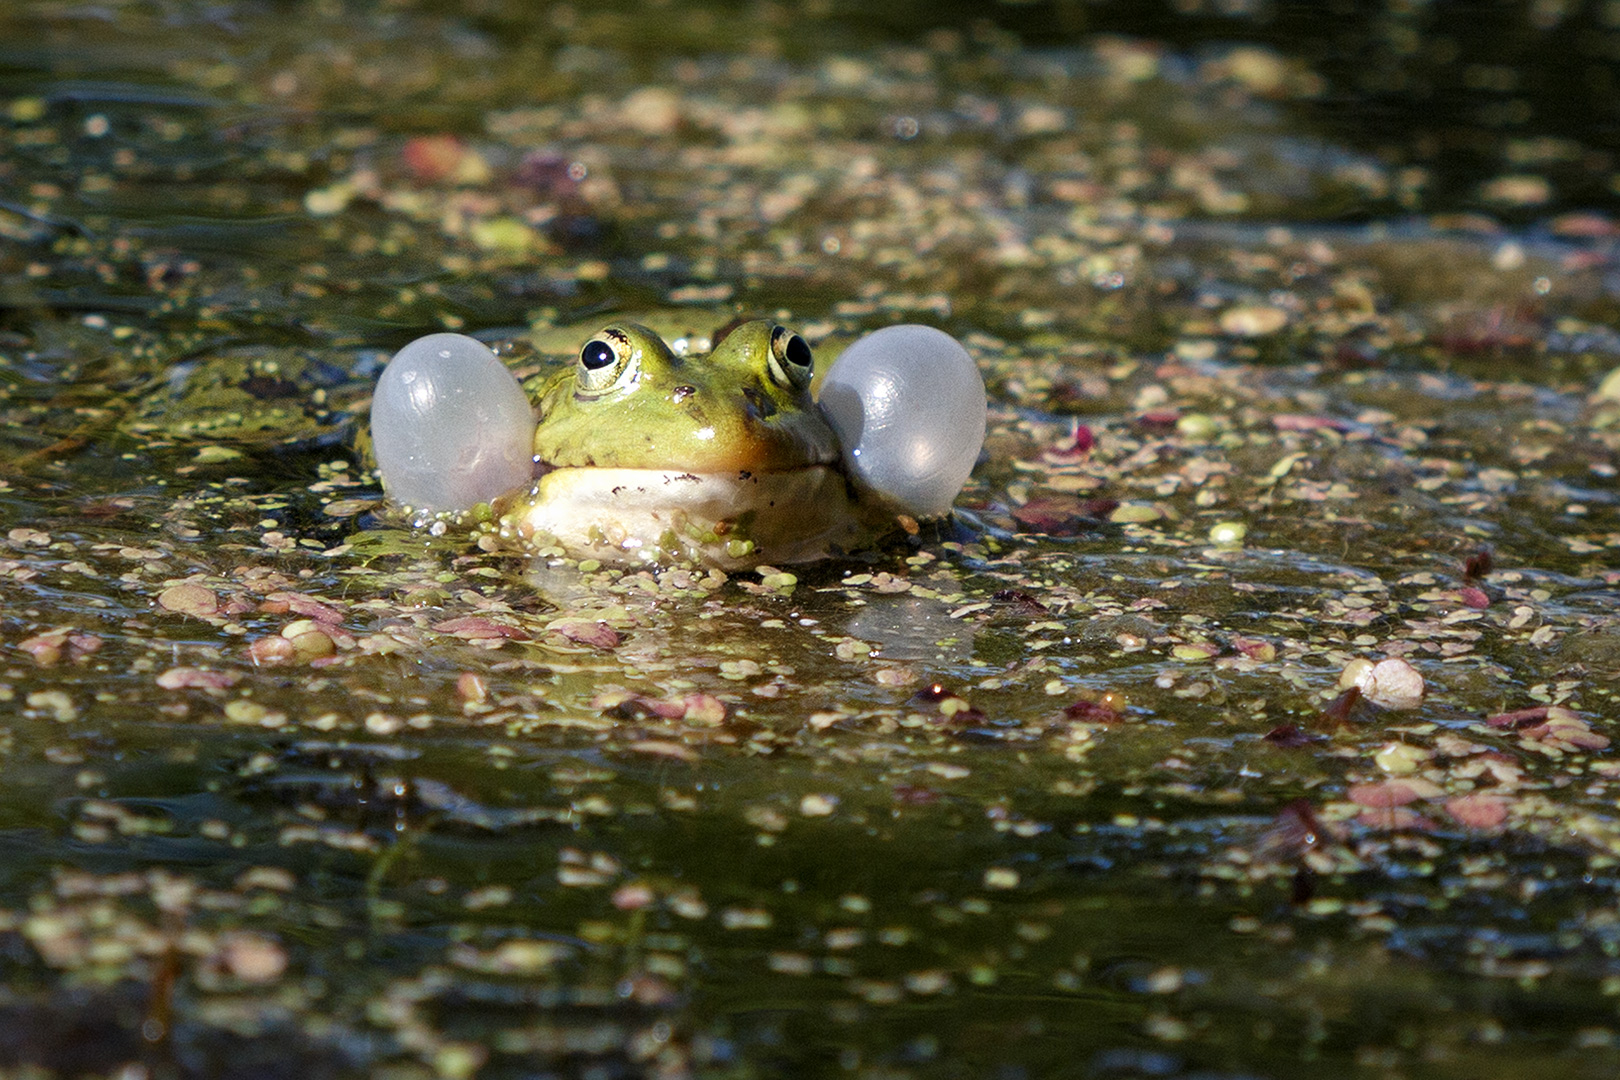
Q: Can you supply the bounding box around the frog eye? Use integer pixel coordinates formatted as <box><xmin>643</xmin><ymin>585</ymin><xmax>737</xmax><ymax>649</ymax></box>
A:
<box><xmin>767</xmin><ymin>325</ymin><xmax>813</xmax><ymax>389</ymax></box>
<box><xmin>576</xmin><ymin>334</ymin><xmax>634</xmax><ymax>393</ymax></box>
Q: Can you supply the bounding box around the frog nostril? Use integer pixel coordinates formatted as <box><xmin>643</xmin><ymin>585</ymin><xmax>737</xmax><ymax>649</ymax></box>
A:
<box><xmin>672</xmin><ymin>384</ymin><xmax>696</xmax><ymax>403</ymax></box>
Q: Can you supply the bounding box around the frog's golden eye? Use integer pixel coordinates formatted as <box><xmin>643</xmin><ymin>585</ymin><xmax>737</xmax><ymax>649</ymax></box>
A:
<box><xmin>577</xmin><ymin>332</ymin><xmax>635</xmax><ymax>394</ymax></box>
<box><xmin>767</xmin><ymin>325</ymin><xmax>813</xmax><ymax>390</ymax></box>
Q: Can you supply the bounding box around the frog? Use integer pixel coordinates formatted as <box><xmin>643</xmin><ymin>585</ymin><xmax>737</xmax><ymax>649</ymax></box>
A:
<box><xmin>369</xmin><ymin>315</ymin><xmax>986</xmax><ymax>568</ymax></box>
<box><xmin>497</xmin><ymin>319</ymin><xmax>884</xmax><ymax>567</ymax></box>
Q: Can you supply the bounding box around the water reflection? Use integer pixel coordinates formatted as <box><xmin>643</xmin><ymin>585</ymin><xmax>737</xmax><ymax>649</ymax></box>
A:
<box><xmin>843</xmin><ymin>594</ymin><xmax>976</xmax><ymax>664</ymax></box>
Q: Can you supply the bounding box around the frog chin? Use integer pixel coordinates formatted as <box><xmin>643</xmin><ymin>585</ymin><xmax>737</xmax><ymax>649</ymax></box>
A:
<box><xmin>504</xmin><ymin>464</ymin><xmax>874</xmax><ymax>568</ymax></box>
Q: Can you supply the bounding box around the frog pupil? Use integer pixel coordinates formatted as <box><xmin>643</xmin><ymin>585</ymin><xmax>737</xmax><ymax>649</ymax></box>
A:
<box><xmin>581</xmin><ymin>340</ymin><xmax>615</xmax><ymax>370</ymax></box>
<box><xmin>785</xmin><ymin>334</ymin><xmax>811</xmax><ymax>369</ymax></box>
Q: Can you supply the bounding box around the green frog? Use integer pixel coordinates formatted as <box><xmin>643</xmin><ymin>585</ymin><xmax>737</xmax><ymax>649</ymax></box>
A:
<box><xmin>370</xmin><ymin>315</ymin><xmax>985</xmax><ymax>567</ymax></box>
<box><xmin>497</xmin><ymin>319</ymin><xmax>882</xmax><ymax>567</ymax></box>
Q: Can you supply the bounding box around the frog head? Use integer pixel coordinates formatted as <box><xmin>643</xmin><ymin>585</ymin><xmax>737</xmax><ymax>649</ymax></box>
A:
<box><xmin>531</xmin><ymin>320</ymin><xmax>840</xmax><ymax>473</ymax></box>
<box><xmin>514</xmin><ymin>320</ymin><xmax>865</xmax><ymax>565</ymax></box>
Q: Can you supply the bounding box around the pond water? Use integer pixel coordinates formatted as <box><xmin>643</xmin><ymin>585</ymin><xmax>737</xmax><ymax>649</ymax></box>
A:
<box><xmin>3</xmin><ymin>2</ymin><xmax>1620</xmax><ymax>1078</ymax></box>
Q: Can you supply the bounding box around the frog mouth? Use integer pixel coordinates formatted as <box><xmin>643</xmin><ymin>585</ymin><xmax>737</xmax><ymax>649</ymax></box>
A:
<box><xmin>509</xmin><ymin>464</ymin><xmax>867</xmax><ymax>566</ymax></box>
